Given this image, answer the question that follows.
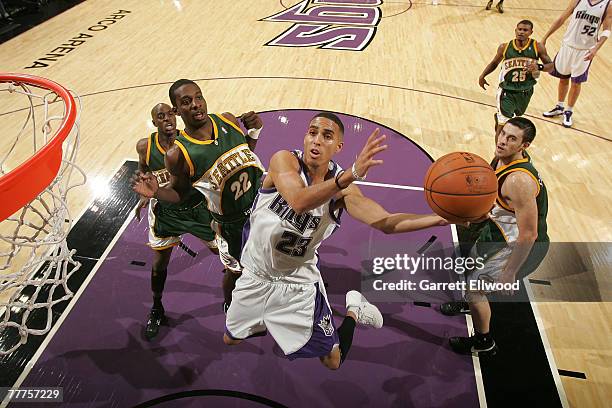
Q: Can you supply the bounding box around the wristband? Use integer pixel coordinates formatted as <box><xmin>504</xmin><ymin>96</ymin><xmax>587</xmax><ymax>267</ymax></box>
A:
<box><xmin>537</xmin><ymin>63</ymin><xmax>544</xmax><ymax>71</ymax></box>
<box><xmin>247</xmin><ymin>126</ymin><xmax>262</xmax><ymax>140</ymax></box>
<box><xmin>600</xmin><ymin>29</ymin><xmax>610</xmax><ymax>39</ymax></box>
<box><xmin>335</xmin><ymin>170</ymin><xmax>347</xmax><ymax>189</ymax></box>
<box><xmin>351</xmin><ymin>162</ymin><xmax>366</xmax><ymax>181</ymax></box>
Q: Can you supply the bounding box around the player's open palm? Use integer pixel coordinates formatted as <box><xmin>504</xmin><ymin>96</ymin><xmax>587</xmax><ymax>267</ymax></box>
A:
<box><xmin>131</xmin><ymin>171</ymin><xmax>158</xmax><ymax>199</ymax></box>
<box><xmin>354</xmin><ymin>128</ymin><xmax>387</xmax><ymax>178</ymax></box>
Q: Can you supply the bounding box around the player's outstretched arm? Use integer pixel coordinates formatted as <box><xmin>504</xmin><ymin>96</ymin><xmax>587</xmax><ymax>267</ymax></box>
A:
<box><xmin>497</xmin><ymin>172</ymin><xmax>539</xmax><ymax>292</ymax></box>
<box><xmin>541</xmin><ymin>0</ymin><xmax>579</xmax><ymax>45</ymax></box>
<box><xmin>270</xmin><ymin>129</ymin><xmax>387</xmax><ymax>214</ymax></box>
<box><xmin>337</xmin><ymin>184</ymin><xmax>448</xmax><ymax>234</ymax></box>
<box><xmin>479</xmin><ymin>43</ymin><xmax>505</xmax><ymax>90</ymax></box>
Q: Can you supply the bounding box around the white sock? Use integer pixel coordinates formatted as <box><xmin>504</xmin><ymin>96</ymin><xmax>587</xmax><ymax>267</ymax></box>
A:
<box><xmin>566</xmin><ymin>106</ymin><xmax>573</xmax><ymax>112</ymax></box>
<box><xmin>557</xmin><ymin>101</ymin><xmax>565</xmax><ymax>108</ymax></box>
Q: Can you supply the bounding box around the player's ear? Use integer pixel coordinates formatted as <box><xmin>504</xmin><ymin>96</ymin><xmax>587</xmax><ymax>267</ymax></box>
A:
<box><xmin>335</xmin><ymin>140</ymin><xmax>344</xmax><ymax>154</ymax></box>
<box><xmin>522</xmin><ymin>141</ymin><xmax>531</xmax><ymax>150</ymax></box>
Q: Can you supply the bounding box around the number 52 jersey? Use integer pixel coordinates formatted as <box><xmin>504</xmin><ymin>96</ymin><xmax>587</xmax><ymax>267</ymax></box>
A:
<box><xmin>240</xmin><ymin>151</ymin><xmax>343</xmax><ymax>284</ymax></box>
<box><xmin>174</xmin><ymin>113</ymin><xmax>264</xmax><ymax>218</ymax></box>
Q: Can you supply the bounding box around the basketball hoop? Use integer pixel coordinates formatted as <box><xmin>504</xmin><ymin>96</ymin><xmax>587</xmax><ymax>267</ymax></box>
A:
<box><xmin>0</xmin><ymin>73</ymin><xmax>86</xmax><ymax>355</ymax></box>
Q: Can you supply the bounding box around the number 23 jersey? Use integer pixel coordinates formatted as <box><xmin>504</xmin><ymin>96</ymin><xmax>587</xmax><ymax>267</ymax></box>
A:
<box><xmin>240</xmin><ymin>151</ymin><xmax>343</xmax><ymax>284</ymax></box>
<box><xmin>174</xmin><ymin>113</ymin><xmax>264</xmax><ymax>217</ymax></box>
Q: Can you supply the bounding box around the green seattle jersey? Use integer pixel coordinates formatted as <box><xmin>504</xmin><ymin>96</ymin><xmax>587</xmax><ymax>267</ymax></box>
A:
<box><xmin>498</xmin><ymin>38</ymin><xmax>539</xmax><ymax>91</ymax></box>
<box><xmin>145</xmin><ymin>132</ymin><xmax>202</xmax><ymax>209</ymax></box>
<box><xmin>174</xmin><ymin>114</ymin><xmax>264</xmax><ymax>219</ymax></box>
<box><xmin>476</xmin><ymin>153</ymin><xmax>549</xmax><ymax>258</ymax></box>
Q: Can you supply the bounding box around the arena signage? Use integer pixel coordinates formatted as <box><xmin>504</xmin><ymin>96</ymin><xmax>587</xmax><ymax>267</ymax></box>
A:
<box><xmin>25</xmin><ymin>10</ymin><xmax>131</xmax><ymax>69</ymax></box>
<box><xmin>262</xmin><ymin>0</ymin><xmax>381</xmax><ymax>51</ymax></box>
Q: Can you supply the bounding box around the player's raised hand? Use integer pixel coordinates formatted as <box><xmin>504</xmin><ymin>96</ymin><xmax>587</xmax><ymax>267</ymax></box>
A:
<box><xmin>524</xmin><ymin>61</ymin><xmax>539</xmax><ymax>73</ymax></box>
<box><xmin>134</xmin><ymin>196</ymin><xmax>149</xmax><ymax>221</ymax></box>
<box><xmin>239</xmin><ymin>111</ymin><xmax>263</xmax><ymax>130</ymax></box>
<box><xmin>478</xmin><ymin>76</ymin><xmax>489</xmax><ymax>90</ymax></box>
<box><xmin>353</xmin><ymin>128</ymin><xmax>387</xmax><ymax>179</ymax></box>
<box><xmin>131</xmin><ymin>171</ymin><xmax>159</xmax><ymax>199</ymax></box>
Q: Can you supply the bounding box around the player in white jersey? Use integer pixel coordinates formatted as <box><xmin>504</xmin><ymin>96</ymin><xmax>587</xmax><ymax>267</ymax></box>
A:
<box><xmin>537</xmin><ymin>0</ymin><xmax>611</xmax><ymax>127</ymax></box>
<box><xmin>224</xmin><ymin>112</ymin><xmax>451</xmax><ymax>370</ymax></box>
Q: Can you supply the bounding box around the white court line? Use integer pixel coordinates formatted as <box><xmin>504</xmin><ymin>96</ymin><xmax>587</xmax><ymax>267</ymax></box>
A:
<box><xmin>2</xmin><ymin>160</ymin><xmax>137</xmax><ymax>408</ymax></box>
<box><xmin>525</xmin><ymin>280</ymin><xmax>570</xmax><ymax>408</ymax></box>
<box><xmin>354</xmin><ymin>180</ymin><xmax>424</xmax><ymax>191</ymax></box>
<box><xmin>451</xmin><ymin>224</ymin><xmax>487</xmax><ymax>408</ymax></box>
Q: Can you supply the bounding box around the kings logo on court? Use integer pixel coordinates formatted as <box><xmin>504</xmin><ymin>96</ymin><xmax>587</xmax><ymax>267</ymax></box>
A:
<box><xmin>262</xmin><ymin>0</ymin><xmax>381</xmax><ymax>51</ymax></box>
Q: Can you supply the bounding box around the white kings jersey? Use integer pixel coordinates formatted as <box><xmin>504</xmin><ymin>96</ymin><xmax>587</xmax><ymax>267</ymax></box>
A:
<box><xmin>563</xmin><ymin>0</ymin><xmax>610</xmax><ymax>49</ymax></box>
<box><xmin>240</xmin><ymin>151</ymin><xmax>343</xmax><ymax>284</ymax></box>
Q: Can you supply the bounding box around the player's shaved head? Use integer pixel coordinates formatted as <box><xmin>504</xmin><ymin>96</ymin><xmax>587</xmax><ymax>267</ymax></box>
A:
<box><xmin>151</xmin><ymin>103</ymin><xmax>172</xmax><ymax>119</ymax></box>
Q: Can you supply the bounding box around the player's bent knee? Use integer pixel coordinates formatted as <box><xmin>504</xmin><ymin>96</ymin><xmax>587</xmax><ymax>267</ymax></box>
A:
<box><xmin>321</xmin><ymin>349</ymin><xmax>341</xmax><ymax>370</ymax></box>
<box><xmin>223</xmin><ymin>333</ymin><xmax>242</xmax><ymax>346</ymax></box>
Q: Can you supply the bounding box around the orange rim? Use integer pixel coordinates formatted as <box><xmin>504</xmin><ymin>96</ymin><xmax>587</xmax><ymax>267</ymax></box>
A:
<box><xmin>0</xmin><ymin>73</ymin><xmax>77</xmax><ymax>221</ymax></box>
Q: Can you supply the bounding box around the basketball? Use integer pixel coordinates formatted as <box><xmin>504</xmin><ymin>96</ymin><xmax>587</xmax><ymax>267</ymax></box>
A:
<box><xmin>424</xmin><ymin>152</ymin><xmax>497</xmax><ymax>223</ymax></box>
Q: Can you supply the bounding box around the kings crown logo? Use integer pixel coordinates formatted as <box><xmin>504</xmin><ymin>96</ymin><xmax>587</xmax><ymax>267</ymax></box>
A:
<box><xmin>262</xmin><ymin>0</ymin><xmax>382</xmax><ymax>51</ymax></box>
<box><xmin>318</xmin><ymin>314</ymin><xmax>335</xmax><ymax>336</ymax></box>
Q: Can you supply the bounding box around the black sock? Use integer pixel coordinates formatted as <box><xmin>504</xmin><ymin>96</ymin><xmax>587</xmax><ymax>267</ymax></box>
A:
<box><xmin>338</xmin><ymin>316</ymin><xmax>357</xmax><ymax>364</ymax></box>
<box><xmin>151</xmin><ymin>268</ymin><xmax>167</xmax><ymax>309</ymax></box>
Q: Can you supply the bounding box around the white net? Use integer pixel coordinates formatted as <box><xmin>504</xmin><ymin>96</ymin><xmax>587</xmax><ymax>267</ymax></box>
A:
<box><xmin>0</xmin><ymin>78</ymin><xmax>86</xmax><ymax>355</ymax></box>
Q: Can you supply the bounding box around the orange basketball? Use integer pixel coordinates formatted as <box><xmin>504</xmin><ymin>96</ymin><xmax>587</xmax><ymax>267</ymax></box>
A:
<box><xmin>424</xmin><ymin>152</ymin><xmax>497</xmax><ymax>223</ymax></box>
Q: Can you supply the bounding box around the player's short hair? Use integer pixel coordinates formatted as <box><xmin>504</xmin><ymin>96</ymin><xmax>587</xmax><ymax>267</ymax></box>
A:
<box><xmin>517</xmin><ymin>20</ymin><xmax>533</xmax><ymax>29</ymax></box>
<box><xmin>312</xmin><ymin>112</ymin><xmax>344</xmax><ymax>135</ymax></box>
<box><xmin>169</xmin><ymin>79</ymin><xmax>198</xmax><ymax>107</ymax></box>
<box><xmin>507</xmin><ymin>117</ymin><xmax>536</xmax><ymax>143</ymax></box>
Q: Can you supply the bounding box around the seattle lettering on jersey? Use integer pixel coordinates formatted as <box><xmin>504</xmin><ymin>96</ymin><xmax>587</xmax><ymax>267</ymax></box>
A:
<box><xmin>207</xmin><ymin>145</ymin><xmax>259</xmax><ymax>190</ymax></box>
<box><xmin>152</xmin><ymin>168</ymin><xmax>171</xmax><ymax>187</ymax></box>
<box><xmin>575</xmin><ymin>10</ymin><xmax>601</xmax><ymax>25</ymax></box>
<box><xmin>503</xmin><ymin>57</ymin><xmax>535</xmax><ymax>70</ymax></box>
<box><xmin>268</xmin><ymin>194</ymin><xmax>322</xmax><ymax>234</ymax></box>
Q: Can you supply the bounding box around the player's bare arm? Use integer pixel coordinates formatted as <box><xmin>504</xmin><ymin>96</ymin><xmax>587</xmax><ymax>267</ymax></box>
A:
<box><xmin>134</xmin><ymin>138</ymin><xmax>151</xmax><ymax>220</ymax></box>
<box><xmin>131</xmin><ymin>145</ymin><xmax>191</xmax><ymax>203</ymax></box>
<box><xmin>267</xmin><ymin>129</ymin><xmax>387</xmax><ymax>214</ymax></box>
<box><xmin>334</xmin><ymin>184</ymin><xmax>448</xmax><ymax>234</ymax></box>
<box><xmin>221</xmin><ymin>111</ymin><xmax>262</xmax><ymax>152</ymax></box>
<box><xmin>585</xmin><ymin>4</ymin><xmax>611</xmax><ymax>61</ymax></box>
<box><xmin>498</xmin><ymin>171</ymin><xmax>539</xmax><ymax>292</ymax></box>
<box><xmin>525</xmin><ymin>42</ymin><xmax>554</xmax><ymax>73</ymax></box>
<box><xmin>541</xmin><ymin>0</ymin><xmax>580</xmax><ymax>45</ymax></box>
<box><xmin>479</xmin><ymin>43</ymin><xmax>505</xmax><ymax>90</ymax></box>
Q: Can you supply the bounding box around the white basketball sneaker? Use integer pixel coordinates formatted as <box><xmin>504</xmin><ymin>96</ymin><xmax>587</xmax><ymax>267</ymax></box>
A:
<box><xmin>346</xmin><ymin>290</ymin><xmax>383</xmax><ymax>329</ymax></box>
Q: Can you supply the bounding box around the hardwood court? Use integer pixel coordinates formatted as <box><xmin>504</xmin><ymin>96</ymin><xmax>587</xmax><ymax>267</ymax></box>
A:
<box><xmin>0</xmin><ymin>0</ymin><xmax>610</xmax><ymax>406</ymax></box>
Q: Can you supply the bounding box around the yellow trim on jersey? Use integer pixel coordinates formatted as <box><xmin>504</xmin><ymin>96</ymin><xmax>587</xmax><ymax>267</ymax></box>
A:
<box><xmin>492</xmin><ymin>219</ymin><xmax>510</xmax><ymax>243</ymax></box>
<box><xmin>179</xmin><ymin>125</ymin><xmax>216</xmax><ymax>145</ymax></box>
<box><xmin>495</xmin><ymin>157</ymin><xmax>529</xmax><ymax>174</ymax></box>
<box><xmin>145</xmin><ymin>133</ymin><xmax>153</xmax><ymax>166</ymax></box>
<box><xmin>512</xmin><ymin>38</ymin><xmax>532</xmax><ymax>52</ymax></box>
<box><xmin>155</xmin><ymin>133</ymin><xmax>167</xmax><ymax>155</ymax></box>
<box><xmin>503</xmin><ymin>168</ymin><xmax>541</xmax><ymax>196</ymax></box>
<box><xmin>533</xmin><ymin>40</ymin><xmax>539</xmax><ymax>58</ymax></box>
<box><xmin>503</xmin><ymin>41</ymin><xmax>511</xmax><ymax>58</ymax></box>
<box><xmin>496</xmin><ymin>196</ymin><xmax>514</xmax><ymax>213</ymax></box>
<box><xmin>216</xmin><ymin>113</ymin><xmax>245</xmax><ymax>136</ymax></box>
<box><xmin>174</xmin><ymin>140</ymin><xmax>195</xmax><ymax>178</ymax></box>
<box><xmin>148</xmin><ymin>242</ymin><xmax>179</xmax><ymax>251</ymax></box>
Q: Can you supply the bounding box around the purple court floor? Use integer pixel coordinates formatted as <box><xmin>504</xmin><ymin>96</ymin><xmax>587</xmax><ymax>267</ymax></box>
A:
<box><xmin>19</xmin><ymin>110</ymin><xmax>479</xmax><ymax>407</ymax></box>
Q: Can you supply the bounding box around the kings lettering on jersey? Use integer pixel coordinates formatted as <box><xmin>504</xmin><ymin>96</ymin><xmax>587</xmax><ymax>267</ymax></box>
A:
<box><xmin>269</xmin><ymin>193</ymin><xmax>322</xmax><ymax>234</ymax></box>
<box><xmin>575</xmin><ymin>10</ymin><xmax>601</xmax><ymax>25</ymax></box>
